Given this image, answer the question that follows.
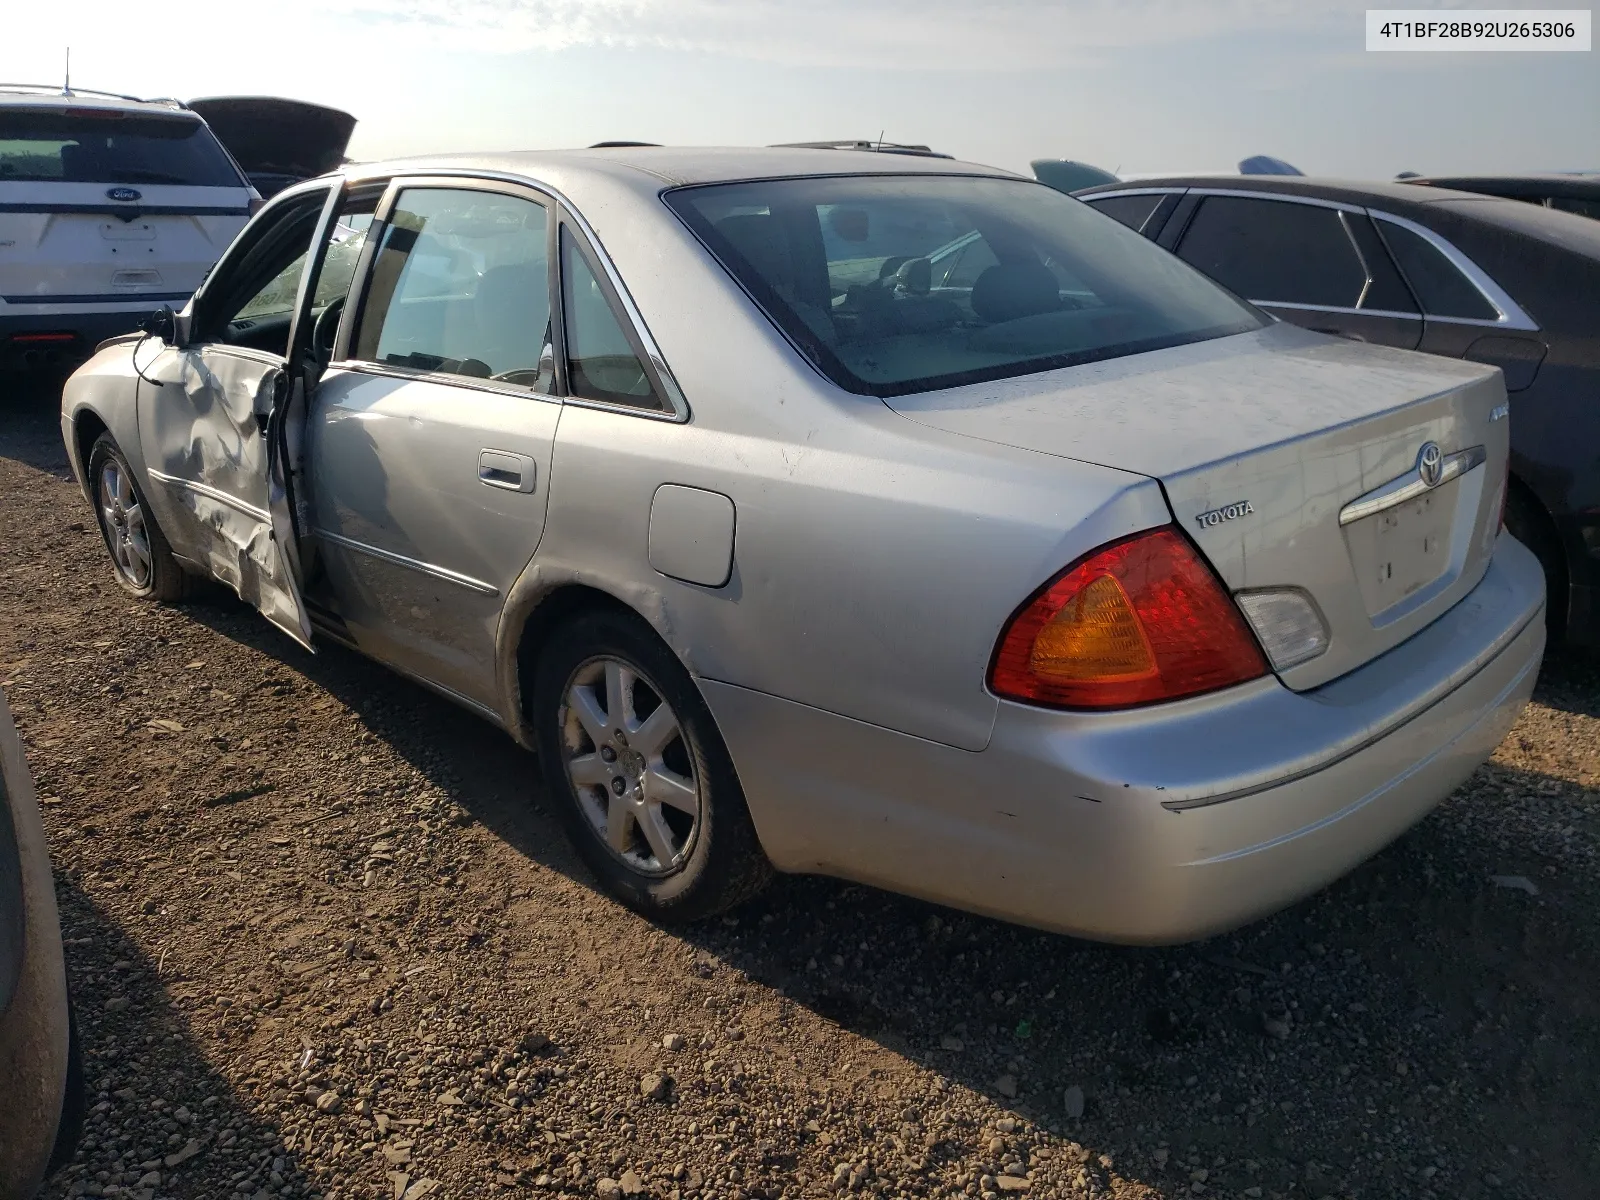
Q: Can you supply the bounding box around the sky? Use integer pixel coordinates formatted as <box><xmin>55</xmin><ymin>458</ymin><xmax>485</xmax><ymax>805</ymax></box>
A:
<box><xmin>3</xmin><ymin>0</ymin><xmax>1596</xmax><ymax>179</ymax></box>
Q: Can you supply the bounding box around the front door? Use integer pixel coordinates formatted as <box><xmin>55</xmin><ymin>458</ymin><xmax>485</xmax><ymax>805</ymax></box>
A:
<box><xmin>305</xmin><ymin>181</ymin><xmax>561</xmax><ymax>709</ymax></box>
<box><xmin>138</xmin><ymin>186</ymin><xmax>345</xmax><ymax>647</ymax></box>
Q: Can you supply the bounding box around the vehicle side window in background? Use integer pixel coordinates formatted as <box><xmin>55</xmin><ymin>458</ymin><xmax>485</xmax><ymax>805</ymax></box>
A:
<box><xmin>1176</xmin><ymin>196</ymin><xmax>1366</xmax><ymax>307</ymax></box>
<box><xmin>1374</xmin><ymin>220</ymin><xmax>1500</xmax><ymax>321</ymax></box>
<box><xmin>1086</xmin><ymin>194</ymin><xmax>1163</xmax><ymax>234</ymax></box>
<box><xmin>935</xmin><ymin>238</ymin><xmax>998</xmax><ymax>290</ymax></box>
<box><xmin>354</xmin><ymin>188</ymin><xmax>551</xmax><ymax>388</ymax></box>
<box><xmin>1344</xmin><ymin>216</ymin><xmax>1418</xmax><ymax>314</ymax></box>
<box><xmin>559</xmin><ymin>227</ymin><xmax>663</xmax><ymax>410</ymax></box>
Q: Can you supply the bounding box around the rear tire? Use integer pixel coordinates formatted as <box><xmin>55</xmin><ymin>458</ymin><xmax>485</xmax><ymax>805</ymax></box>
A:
<box><xmin>531</xmin><ymin>609</ymin><xmax>772</xmax><ymax>922</ymax></box>
<box><xmin>87</xmin><ymin>433</ymin><xmax>191</xmax><ymax>602</ymax></box>
<box><xmin>1504</xmin><ymin>484</ymin><xmax>1566</xmax><ymax>643</ymax></box>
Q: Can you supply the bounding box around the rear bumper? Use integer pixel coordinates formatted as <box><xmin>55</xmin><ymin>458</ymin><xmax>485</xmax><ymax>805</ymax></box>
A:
<box><xmin>707</xmin><ymin>533</ymin><xmax>1546</xmax><ymax>943</ymax></box>
<box><xmin>0</xmin><ymin>305</ymin><xmax>166</xmax><ymax>370</ymax></box>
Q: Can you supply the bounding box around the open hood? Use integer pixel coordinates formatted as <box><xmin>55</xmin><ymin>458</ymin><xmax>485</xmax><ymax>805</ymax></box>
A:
<box><xmin>187</xmin><ymin>96</ymin><xmax>355</xmax><ymax>181</ymax></box>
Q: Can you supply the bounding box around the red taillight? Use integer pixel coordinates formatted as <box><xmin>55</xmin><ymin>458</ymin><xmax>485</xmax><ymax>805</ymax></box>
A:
<box><xmin>989</xmin><ymin>527</ymin><xmax>1268</xmax><ymax>710</ymax></box>
<box><xmin>10</xmin><ymin>331</ymin><xmax>75</xmax><ymax>343</ymax></box>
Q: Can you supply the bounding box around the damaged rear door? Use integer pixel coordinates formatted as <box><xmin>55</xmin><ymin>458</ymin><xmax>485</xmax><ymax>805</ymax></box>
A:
<box><xmin>138</xmin><ymin>183</ymin><xmax>346</xmax><ymax>648</ymax></box>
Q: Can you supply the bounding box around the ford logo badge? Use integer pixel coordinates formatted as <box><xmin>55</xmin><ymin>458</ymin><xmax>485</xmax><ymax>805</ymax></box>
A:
<box><xmin>106</xmin><ymin>187</ymin><xmax>142</xmax><ymax>203</ymax></box>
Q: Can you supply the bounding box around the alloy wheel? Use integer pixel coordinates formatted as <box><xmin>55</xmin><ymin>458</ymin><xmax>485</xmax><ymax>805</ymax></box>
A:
<box><xmin>559</xmin><ymin>656</ymin><xmax>703</xmax><ymax>877</ymax></box>
<box><xmin>98</xmin><ymin>460</ymin><xmax>152</xmax><ymax>589</ymax></box>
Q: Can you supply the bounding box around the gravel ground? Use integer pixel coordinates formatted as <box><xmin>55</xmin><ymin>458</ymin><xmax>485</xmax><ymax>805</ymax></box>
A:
<box><xmin>3</xmin><ymin>373</ymin><xmax>1598</xmax><ymax>1200</ymax></box>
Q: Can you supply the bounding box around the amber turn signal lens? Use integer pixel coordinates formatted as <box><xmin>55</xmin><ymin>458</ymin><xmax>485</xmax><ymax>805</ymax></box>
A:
<box><xmin>990</xmin><ymin>527</ymin><xmax>1268</xmax><ymax>710</ymax></box>
<box><xmin>1028</xmin><ymin>573</ymin><xmax>1157</xmax><ymax>683</ymax></box>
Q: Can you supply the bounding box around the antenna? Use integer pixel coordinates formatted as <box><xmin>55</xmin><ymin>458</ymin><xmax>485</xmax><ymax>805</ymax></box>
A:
<box><xmin>875</xmin><ymin>130</ymin><xmax>885</xmax><ymax>153</ymax></box>
<box><xmin>63</xmin><ymin>47</ymin><xmax>71</xmax><ymax>95</ymax></box>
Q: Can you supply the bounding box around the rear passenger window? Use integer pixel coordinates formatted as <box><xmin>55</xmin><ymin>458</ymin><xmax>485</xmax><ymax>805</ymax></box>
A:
<box><xmin>353</xmin><ymin>187</ymin><xmax>552</xmax><ymax>389</ymax></box>
<box><xmin>1085</xmin><ymin>194</ymin><xmax>1163</xmax><ymax>234</ymax></box>
<box><xmin>1373</xmin><ymin>219</ymin><xmax>1499</xmax><ymax>321</ymax></box>
<box><xmin>1177</xmin><ymin>196</ymin><xmax>1367</xmax><ymax>308</ymax></box>
<box><xmin>559</xmin><ymin>227</ymin><xmax>663</xmax><ymax>410</ymax></box>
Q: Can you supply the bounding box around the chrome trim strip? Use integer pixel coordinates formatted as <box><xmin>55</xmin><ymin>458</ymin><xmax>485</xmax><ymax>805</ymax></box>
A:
<box><xmin>147</xmin><ymin>469</ymin><xmax>270</xmax><ymax>523</ymax></box>
<box><xmin>328</xmin><ymin>360</ymin><xmax>562</xmax><ymax>405</ymax></box>
<box><xmin>1078</xmin><ymin>187</ymin><xmax>1181</xmax><ymax>200</ymax></box>
<box><xmin>1184</xmin><ymin>187</ymin><xmax>1365</xmax><ymax>214</ymax></box>
<box><xmin>1367</xmin><ymin>210</ymin><xmax>1540</xmax><ymax>331</ymax></box>
<box><xmin>1165</xmin><ymin>600</ymin><xmax>1539</xmax><ymax>813</ymax></box>
<box><xmin>1337</xmin><ymin>210</ymin><xmax>1372</xmax><ymax>310</ymax></box>
<box><xmin>313</xmin><ymin>528</ymin><xmax>500</xmax><ymax>596</ymax></box>
<box><xmin>1337</xmin><ymin>445</ymin><xmax>1486</xmax><ymax>526</ymax></box>
<box><xmin>1254</xmin><ymin>300</ymin><xmax>1422</xmax><ymax>320</ymax></box>
<box><xmin>358</xmin><ymin>167</ymin><xmax>691</xmax><ymax>422</ymax></box>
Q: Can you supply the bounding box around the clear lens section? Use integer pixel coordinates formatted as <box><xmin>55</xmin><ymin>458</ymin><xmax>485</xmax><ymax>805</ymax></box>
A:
<box><xmin>1235</xmin><ymin>589</ymin><xmax>1329</xmax><ymax>671</ymax></box>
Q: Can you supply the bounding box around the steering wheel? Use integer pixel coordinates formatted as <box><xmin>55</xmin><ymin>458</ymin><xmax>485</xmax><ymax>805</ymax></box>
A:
<box><xmin>312</xmin><ymin>298</ymin><xmax>345</xmax><ymax>363</ymax></box>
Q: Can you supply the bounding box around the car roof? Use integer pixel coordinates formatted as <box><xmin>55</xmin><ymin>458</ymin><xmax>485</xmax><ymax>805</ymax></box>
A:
<box><xmin>339</xmin><ymin>145</ymin><xmax>1016</xmax><ymax>193</ymax></box>
<box><xmin>0</xmin><ymin>84</ymin><xmax>194</xmax><ymax>117</ymax></box>
<box><xmin>1074</xmin><ymin>173</ymin><xmax>1600</xmax><ymax>255</ymax></box>
<box><xmin>1403</xmin><ymin>174</ymin><xmax>1600</xmax><ymax>199</ymax></box>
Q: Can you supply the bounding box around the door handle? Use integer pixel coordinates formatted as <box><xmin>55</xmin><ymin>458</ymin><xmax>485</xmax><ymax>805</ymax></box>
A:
<box><xmin>478</xmin><ymin>449</ymin><xmax>537</xmax><ymax>494</ymax></box>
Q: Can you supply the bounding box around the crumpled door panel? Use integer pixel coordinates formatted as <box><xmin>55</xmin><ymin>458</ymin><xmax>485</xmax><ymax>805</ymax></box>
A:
<box><xmin>141</xmin><ymin>344</ymin><xmax>312</xmax><ymax>647</ymax></box>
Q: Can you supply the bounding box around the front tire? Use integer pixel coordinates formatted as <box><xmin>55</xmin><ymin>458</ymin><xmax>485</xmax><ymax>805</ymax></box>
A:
<box><xmin>531</xmin><ymin>609</ymin><xmax>772</xmax><ymax>921</ymax></box>
<box><xmin>87</xmin><ymin>433</ymin><xmax>190</xmax><ymax>602</ymax></box>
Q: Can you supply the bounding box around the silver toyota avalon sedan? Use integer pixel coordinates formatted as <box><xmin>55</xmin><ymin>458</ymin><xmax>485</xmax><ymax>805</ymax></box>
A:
<box><xmin>59</xmin><ymin>148</ymin><xmax>1545</xmax><ymax>943</ymax></box>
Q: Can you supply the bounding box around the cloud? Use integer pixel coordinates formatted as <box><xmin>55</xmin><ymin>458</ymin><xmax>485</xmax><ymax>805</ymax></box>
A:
<box><xmin>5</xmin><ymin>0</ymin><xmax>1570</xmax><ymax>77</ymax></box>
<box><xmin>307</xmin><ymin>0</ymin><xmax>1364</xmax><ymax>66</ymax></box>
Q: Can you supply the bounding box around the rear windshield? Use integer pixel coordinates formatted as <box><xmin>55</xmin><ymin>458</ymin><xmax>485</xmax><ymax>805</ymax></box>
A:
<box><xmin>665</xmin><ymin>175</ymin><xmax>1265</xmax><ymax>397</ymax></box>
<box><xmin>0</xmin><ymin>109</ymin><xmax>243</xmax><ymax>187</ymax></box>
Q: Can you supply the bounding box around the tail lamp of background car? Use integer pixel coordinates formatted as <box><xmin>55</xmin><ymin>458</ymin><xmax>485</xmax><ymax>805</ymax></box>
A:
<box><xmin>989</xmin><ymin>528</ymin><xmax>1270</xmax><ymax>709</ymax></box>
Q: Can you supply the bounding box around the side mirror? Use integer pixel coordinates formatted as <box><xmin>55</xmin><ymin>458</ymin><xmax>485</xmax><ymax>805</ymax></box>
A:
<box><xmin>142</xmin><ymin>305</ymin><xmax>177</xmax><ymax>345</ymax></box>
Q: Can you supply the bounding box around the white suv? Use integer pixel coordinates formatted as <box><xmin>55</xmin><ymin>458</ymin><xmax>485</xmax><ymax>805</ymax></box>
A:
<box><xmin>0</xmin><ymin>84</ymin><xmax>256</xmax><ymax>370</ymax></box>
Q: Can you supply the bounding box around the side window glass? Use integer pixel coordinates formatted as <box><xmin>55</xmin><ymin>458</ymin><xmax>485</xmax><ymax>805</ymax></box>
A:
<box><xmin>1086</xmin><ymin>194</ymin><xmax>1163</xmax><ymax>233</ymax></box>
<box><xmin>940</xmin><ymin>238</ymin><xmax>998</xmax><ymax>291</ymax></box>
<box><xmin>1177</xmin><ymin>196</ymin><xmax>1366</xmax><ymax>308</ymax></box>
<box><xmin>560</xmin><ymin>227</ymin><xmax>662</xmax><ymax>409</ymax></box>
<box><xmin>354</xmin><ymin>187</ymin><xmax>552</xmax><ymax>388</ymax></box>
<box><xmin>1374</xmin><ymin>220</ymin><xmax>1499</xmax><ymax>321</ymax></box>
<box><xmin>1345</xmin><ymin>215</ymin><xmax>1418</xmax><ymax>314</ymax></box>
<box><xmin>198</xmin><ymin>190</ymin><xmax>329</xmax><ymax>348</ymax></box>
<box><xmin>312</xmin><ymin>209</ymin><xmax>376</xmax><ymax>310</ymax></box>
<box><xmin>236</xmin><ymin>253</ymin><xmax>308</xmax><ymax>321</ymax></box>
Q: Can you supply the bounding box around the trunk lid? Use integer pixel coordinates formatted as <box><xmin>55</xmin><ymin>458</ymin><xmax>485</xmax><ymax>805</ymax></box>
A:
<box><xmin>186</xmin><ymin>97</ymin><xmax>356</xmax><ymax>185</ymax></box>
<box><xmin>885</xmin><ymin>322</ymin><xmax>1510</xmax><ymax>690</ymax></box>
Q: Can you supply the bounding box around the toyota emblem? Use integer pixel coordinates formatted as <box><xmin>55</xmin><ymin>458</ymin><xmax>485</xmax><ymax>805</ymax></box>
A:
<box><xmin>1417</xmin><ymin>441</ymin><xmax>1444</xmax><ymax>488</ymax></box>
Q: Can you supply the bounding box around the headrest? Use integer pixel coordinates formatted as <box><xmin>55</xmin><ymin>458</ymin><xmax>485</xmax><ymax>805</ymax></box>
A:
<box><xmin>970</xmin><ymin>261</ymin><xmax>1062</xmax><ymax>324</ymax></box>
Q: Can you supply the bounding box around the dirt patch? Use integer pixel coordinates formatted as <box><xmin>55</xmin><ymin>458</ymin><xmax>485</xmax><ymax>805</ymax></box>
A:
<box><xmin>4</xmin><ymin>377</ymin><xmax>1598</xmax><ymax>1200</ymax></box>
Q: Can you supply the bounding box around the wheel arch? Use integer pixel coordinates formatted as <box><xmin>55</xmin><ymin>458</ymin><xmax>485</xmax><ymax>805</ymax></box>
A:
<box><xmin>1505</xmin><ymin>469</ymin><xmax>1568</xmax><ymax>636</ymax></box>
<box><xmin>67</xmin><ymin>407</ymin><xmax>110</xmax><ymax>505</ymax></box>
<box><xmin>495</xmin><ymin>571</ymin><xmax>697</xmax><ymax>751</ymax></box>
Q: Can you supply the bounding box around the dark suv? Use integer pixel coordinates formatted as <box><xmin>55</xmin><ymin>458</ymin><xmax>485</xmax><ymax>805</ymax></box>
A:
<box><xmin>1075</xmin><ymin>175</ymin><xmax>1600</xmax><ymax>647</ymax></box>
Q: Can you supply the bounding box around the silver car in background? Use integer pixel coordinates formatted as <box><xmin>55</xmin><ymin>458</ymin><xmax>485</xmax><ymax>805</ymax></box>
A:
<box><xmin>59</xmin><ymin>148</ymin><xmax>1544</xmax><ymax>942</ymax></box>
